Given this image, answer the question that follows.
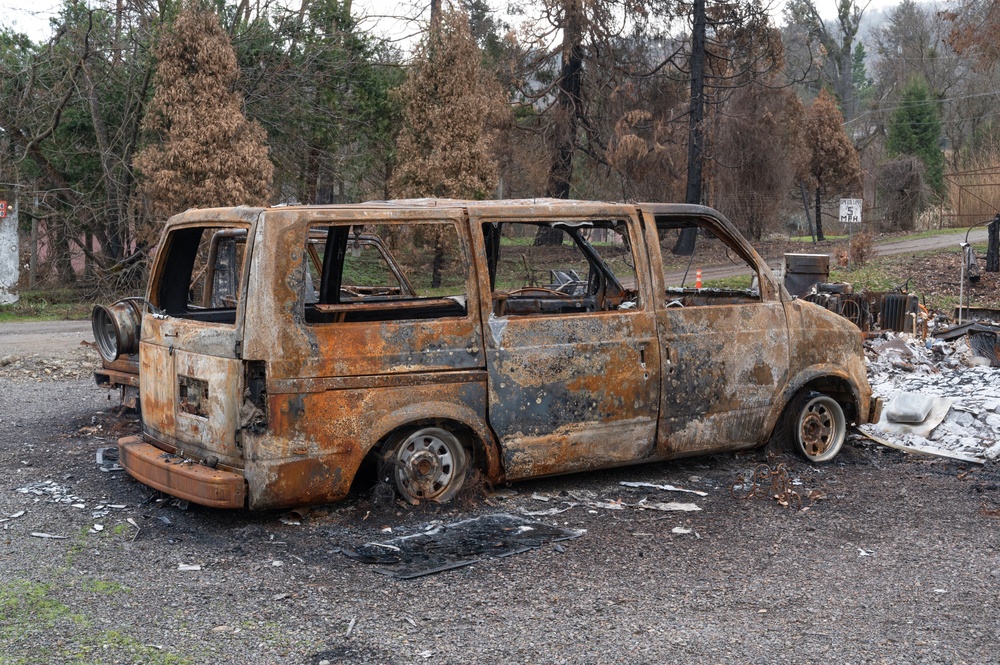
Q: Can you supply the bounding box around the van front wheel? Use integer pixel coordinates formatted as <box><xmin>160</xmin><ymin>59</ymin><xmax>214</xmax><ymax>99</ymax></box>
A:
<box><xmin>385</xmin><ymin>427</ymin><xmax>468</xmax><ymax>504</ymax></box>
<box><xmin>788</xmin><ymin>392</ymin><xmax>846</xmax><ymax>463</ymax></box>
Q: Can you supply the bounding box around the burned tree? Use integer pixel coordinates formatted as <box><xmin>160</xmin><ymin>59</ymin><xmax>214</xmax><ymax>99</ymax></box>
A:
<box><xmin>134</xmin><ymin>6</ymin><xmax>273</xmax><ymax>223</ymax></box>
<box><xmin>804</xmin><ymin>90</ymin><xmax>861</xmax><ymax>241</ymax></box>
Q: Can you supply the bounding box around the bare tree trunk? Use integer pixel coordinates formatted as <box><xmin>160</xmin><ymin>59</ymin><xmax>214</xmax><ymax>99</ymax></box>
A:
<box><xmin>987</xmin><ymin>216</ymin><xmax>999</xmax><ymax>273</ymax></box>
<box><xmin>536</xmin><ymin>0</ymin><xmax>583</xmax><ymax>246</ymax></box>
<box><xmin>674</xmin><ymin>0</ymin><xmax>706</xmax><ymax>256</ymax></box>
<box><xmin>815</xmin><ymin>184</ymin><xmax>826</xmax><ymax>242</ymax></box>
<box><xmin>800</xmin><ymin>180</ymin><xmax>816</xmax><ymax>243</ymax></box>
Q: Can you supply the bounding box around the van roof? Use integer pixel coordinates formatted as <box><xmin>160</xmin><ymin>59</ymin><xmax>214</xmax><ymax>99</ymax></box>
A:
<box><xmin>170</xmin><ymin>199</ymin><xmax>725</xmax><ymax>218</ymax></box>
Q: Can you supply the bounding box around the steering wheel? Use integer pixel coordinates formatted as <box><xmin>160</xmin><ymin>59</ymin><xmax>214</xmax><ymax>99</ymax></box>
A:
<box><xmin>507</xmin><ymin>287</ymin><xmax>575</xmax><ymax>298</ymax></box>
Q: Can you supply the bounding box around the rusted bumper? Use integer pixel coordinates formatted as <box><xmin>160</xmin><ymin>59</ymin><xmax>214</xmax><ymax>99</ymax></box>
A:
<box><xmin>118</xmin><ymin>436</ymin><xmax>247</xmax><ymax>508</ymax></box>
<box><xmin>94</xmin><ymin>368</ymin><xmax>140</xmax><ymax>388</ymax></box>
<box><xmin>868</xmin><ymin>396</ymin><xmax>884</xmax><ymax>424</ymax></box>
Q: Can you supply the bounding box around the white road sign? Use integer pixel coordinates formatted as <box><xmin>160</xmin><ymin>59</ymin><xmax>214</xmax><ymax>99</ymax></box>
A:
<box><xmin>839</xmin><ymin>198</ymin><xmax>863</xmax><ymax>224</ymax></box>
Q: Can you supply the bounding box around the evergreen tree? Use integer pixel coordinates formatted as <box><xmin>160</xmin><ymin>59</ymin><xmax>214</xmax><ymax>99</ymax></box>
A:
<box><xmin>134</xmin><ymin>5</ymin><xmax>273</xmax><ymax>221</ymax></box>
<box><xmin>391</xmin><ymin>8</ymin><xmax>507</xmax><ymax>199</ymax></box>
<box><xmin>886</xmin><ymin>79</ymin><xmax>945</xmax><ymax>196</ymax></box>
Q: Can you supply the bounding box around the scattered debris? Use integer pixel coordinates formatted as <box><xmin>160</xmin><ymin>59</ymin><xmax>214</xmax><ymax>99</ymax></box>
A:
<box><xmin>16</xmin><ymin>480</ymin><xmax>85</xmax><ymax>505</ymax></box>
<box><xmin>30</xmin><ymin>532</ymin><xmax>68</xmax><ymax>540</ymax></box>
<box><xmin>519</xmin><ymin>504</ymin><xmax>577</xmax><ymax>517</ymax></box>
<box><xmin>855</xmin><ymin>427</ymin><xmax>985</xmax><ymax>465</ymax></box>
<box><xmin>96</xmin><ymin>446</ymin><xmax>123</xmax><ymax>472</ymax></box>
<box><xmin>342</xmin><ymin>513</ymin><xmax>584</xmax><ymax>579</ymax></box>
<box><xmin>636</xmin><ymin>500</ymin><xmax>701</xmax><ymax>512</ymax></box>
<box><xmin>177</xmin><ymin>563</ymin><xmax>202</xmax><ymax>571</ymax></box>
<box><xmin>858</xmin><ymin>548</ymin><xmax>875</xmax><ymax>557</ymax></box>
<box><xmin>619</xmin><ymin>481</ymin><xmax>708</xmax><ymax>497</ymax></box>
<box><xmin>863</xmin><ymin>330</ymin><xmax>999</xmax><ymax>460</ymax></box>
<box><xmin>671</xmin><ymin>527</ymin><xmax>693</xmax><ymax>534</ymax></box>
<box><xmin>730</xmin><ymin>464</ymin><xmax>817</xmax><ymax>509</ymax></box>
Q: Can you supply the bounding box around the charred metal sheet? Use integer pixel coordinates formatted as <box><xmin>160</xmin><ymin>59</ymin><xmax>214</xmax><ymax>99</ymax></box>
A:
<box><xmin>486</xmin><ymin>309</ymin><xmax>660</xmax><ymax>481</ymax></box>
<box><xmin>118</xmin><ymin>435</ymin><xmax>246</xmax><ymax>508</ymax></box>
<box><xmin>656</xmin><ymin>302</ymin><xmax>788</xmax><ymax>455</ymax></box>
<box><xmin>342</xmin><ymin>513</ymin><xmax>584</xmax><ymax>579</ymax></box>
<box><xmin>933</xmin><ymin>321</ymin><xmax>1000</xmax><ymax>341</ymax></box>
<box><xmin>242</xmin><ymin>375</ymin><xmax>493</xmax><ymax>510</ymax></box>
<box><xmin>969</xmin><ymin>331</ymin><xmax>1000</xmax><ymax>366</ymax></box>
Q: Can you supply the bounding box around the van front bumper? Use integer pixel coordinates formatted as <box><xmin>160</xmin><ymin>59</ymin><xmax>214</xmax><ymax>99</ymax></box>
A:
<box><xmin>118</xmin><ymin>435</ymin><xmax>247</xmax><ymax>508</ymax></box>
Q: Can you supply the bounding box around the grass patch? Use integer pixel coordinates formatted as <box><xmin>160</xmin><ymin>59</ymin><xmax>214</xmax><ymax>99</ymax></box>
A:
<box><xmin>703</xmin><ymin>274</ymin><xmax>754</xmax><ymax>289</ymax></box>
<box><xmin>79</xmin><ymin>578</ymin><xmax>128</xmax><ymax>595</ymax></box>
<box><xmin>0</xmin><ymin>289</ymin><xmax>92</xmax><ymax>322</ymax></box>
<box><xmin>0</xmin><ymin>579</ymin><xmax>188</xmax><ymax>665</ymax></box>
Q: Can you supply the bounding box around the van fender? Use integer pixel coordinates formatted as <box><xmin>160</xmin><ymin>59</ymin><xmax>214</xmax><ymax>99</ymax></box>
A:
<box><xmin>767</xmin><ymin>364</ymin><xmax>863</xmax><ymax>435</ymax></box>
<box><xmin>369</xmin><ymin>401</ymin><xmax>502</xmax><ymax>483</ymax></box>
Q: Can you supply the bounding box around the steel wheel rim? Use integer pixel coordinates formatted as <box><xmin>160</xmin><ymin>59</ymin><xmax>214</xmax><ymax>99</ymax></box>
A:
<box><xmin>393</xmin><ymin>427</ymin><xmax>464</xmax><ymax>502</ymax></box>
<box><xmin>797</xmin><ymin>396</ymin><xmax>843</xmax><ymax>459</ymax></box>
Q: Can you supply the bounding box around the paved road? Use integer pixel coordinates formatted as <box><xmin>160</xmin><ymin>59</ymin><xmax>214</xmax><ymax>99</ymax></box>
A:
<box><xmin>0</xmin><ymin>319</ymin><xmax>92</xmax><ymax>356</ymax></box>
<box><xmin>668</xmin><ymin>228</ymin><xmax>991</xmax><ymax>284</ymax></box>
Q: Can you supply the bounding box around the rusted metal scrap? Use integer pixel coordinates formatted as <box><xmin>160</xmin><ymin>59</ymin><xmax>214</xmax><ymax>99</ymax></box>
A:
<box><xmin>730</xmin><ymin>463</ymin><xmax>822</xmax><ymax>509</ymax></box>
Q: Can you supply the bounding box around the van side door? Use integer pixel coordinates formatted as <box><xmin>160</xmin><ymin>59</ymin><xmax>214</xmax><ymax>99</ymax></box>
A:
<box><xmin>469</xmin><ymin>207</ymin><xmax>661</xmax><ymax>480</ymax></box>
<box><xmin>640</xmin><ymin>207</ymin><xmax>789</xmax><ymax>456</ymax></box>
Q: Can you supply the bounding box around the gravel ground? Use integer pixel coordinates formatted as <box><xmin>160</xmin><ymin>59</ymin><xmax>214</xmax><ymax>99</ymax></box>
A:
<box><xmin>1</xmin><ymin>354</ymin><xmax>999</xmax><ymax>663</ymax></box>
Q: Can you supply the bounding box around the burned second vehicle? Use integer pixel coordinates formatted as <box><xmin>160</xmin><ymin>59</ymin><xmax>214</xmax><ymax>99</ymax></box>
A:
<box><xmin>107</xmin><ymin>200</ymin><xmax>881</xmax><ymax>509</ymax></box>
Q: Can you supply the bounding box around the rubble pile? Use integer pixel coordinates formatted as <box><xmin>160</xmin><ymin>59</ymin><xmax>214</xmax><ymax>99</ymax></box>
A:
<box><xmin>0</xmin><ymin>352</ymin><xmax>94</xmax><ymax>381</ymax></box>
<box><xmin>863</xmin><ymin>324</ymin><xmax>1000</xmax><ymax>461</ymax></box>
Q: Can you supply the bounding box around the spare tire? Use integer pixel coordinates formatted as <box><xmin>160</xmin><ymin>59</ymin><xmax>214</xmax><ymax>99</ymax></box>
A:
<box><xmin>91</xmin><ymin>300</ymin><xmax>143</xmax><ymax>363</ymax></box>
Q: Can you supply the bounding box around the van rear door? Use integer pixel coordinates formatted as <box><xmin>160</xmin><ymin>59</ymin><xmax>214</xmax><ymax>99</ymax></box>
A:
<box><xmin>140</xmin><ymin>213</ymin><xmax>258</xmax><ymax>471</ymax></box>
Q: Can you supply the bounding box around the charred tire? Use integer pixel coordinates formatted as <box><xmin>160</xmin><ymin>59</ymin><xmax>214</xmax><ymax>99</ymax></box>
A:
<box><xmin>787</xmin><ymin>391</ymin><xmax>846</xmax><ymax>463</ymax></box>
<box><xmin>383</xmin><ymin>427</ymin><xmax>468</xmax><ymax>504</ymax></box>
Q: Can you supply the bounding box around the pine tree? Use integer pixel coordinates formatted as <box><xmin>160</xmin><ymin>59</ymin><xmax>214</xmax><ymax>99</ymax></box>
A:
<box><xmin>886</xmin><ymin>79</ymin><xmax>944</xmax><ymax>196</ymax></box>
<box><xmin>134</xmin><ymin>5</ymin><xmax>273</xmax><ymax>220</ymax></box>
<box><xmin>391</xmin><ymin>7</ymin><xmax>507</xmax><ymax>200</ymax></box>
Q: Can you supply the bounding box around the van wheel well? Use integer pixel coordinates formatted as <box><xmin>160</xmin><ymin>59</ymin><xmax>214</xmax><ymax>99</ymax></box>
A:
<box><xmin>349</xmin><ymin>419</ymin><xmax>485</xmax><ymax>502</ymax></box>
<box><xmin>769</xmin><ymin>376</ymin><xmax>857</xmax><ymax>460</ymax></box>
<box><xmin>794</xmin><ymin>376</ymin><xmax>858</xmax><ymax>423</ymax></box>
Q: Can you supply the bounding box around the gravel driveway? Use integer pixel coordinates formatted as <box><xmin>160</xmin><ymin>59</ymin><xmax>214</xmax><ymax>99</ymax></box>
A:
<box><xmin>1</xmin><ymin>330</ymin><xmax>998</xmax><ymax>664</ymax></box>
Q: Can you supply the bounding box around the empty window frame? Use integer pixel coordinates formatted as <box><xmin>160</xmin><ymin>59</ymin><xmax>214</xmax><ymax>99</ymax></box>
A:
<box><xmin>155</xmin><ymin>225</ymin><xmax>249</xmax><ymax>324</ymax></box>
<box><xmin>305</xmin><ymin>222</ymin><xmax>469</xmax><ymax>324</ymax></box>
<box><xmin>654</xmin><ymin>218</ymin><xmax>761</xmax><ymax>306</ymax></box>
<box><xmin>482</xmin><ymin>220</ymin><xmax>640</xmax><ymax>316</ymax></box>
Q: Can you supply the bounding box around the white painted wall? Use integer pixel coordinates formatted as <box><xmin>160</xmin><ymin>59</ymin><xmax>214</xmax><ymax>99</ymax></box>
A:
<box><xmin>0</xmin><ymin>199</ymin><xmax>19</xmax><ymax>305</ymax></box>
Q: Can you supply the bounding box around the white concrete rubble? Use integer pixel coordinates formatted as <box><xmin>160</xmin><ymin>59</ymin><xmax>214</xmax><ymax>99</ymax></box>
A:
<box><xmin>862</xmin><ymin>329</ymin><xmax>1000</xmax><ymax>461</ymax></box>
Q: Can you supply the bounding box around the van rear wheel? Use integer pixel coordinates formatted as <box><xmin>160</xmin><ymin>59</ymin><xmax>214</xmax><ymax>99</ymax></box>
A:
<box><xmin>384</xmin><ymin>427</ymin><xmax>468</xmax><ymax>504</ymax></box>
<box><xmin>788</xmin><ymin>391</ymin><xmax>846</xmax><ymax>463</ymax></box>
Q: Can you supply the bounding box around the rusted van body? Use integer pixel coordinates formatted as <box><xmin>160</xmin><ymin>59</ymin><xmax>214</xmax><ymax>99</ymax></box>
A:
<box><xmin>115</xmin><ymin>200</ymin><xmax>881</xmax><ymax>509</ymax></box>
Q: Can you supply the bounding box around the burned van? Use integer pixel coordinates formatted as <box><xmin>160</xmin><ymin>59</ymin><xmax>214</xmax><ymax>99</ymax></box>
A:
<box><xmin>113</xmin><ymin>200</ymin><xmax>882</xmax><ymax>509</ymax></box>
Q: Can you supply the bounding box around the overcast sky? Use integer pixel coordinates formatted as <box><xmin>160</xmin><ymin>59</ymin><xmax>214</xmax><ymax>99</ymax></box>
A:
<box><xmin>1</xmin><ymin>0</ymin><xmax>908</xmax><ymax>47</ymax></box>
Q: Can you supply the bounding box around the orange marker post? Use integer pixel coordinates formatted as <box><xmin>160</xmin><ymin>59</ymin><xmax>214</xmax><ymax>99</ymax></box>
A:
<box><xmin>695</xmin><ymin>269</ymin><xmax>702</xmax><ymax>289</ymax></box>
